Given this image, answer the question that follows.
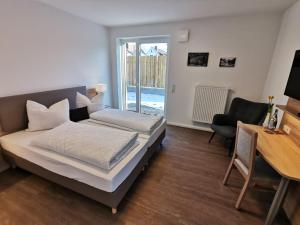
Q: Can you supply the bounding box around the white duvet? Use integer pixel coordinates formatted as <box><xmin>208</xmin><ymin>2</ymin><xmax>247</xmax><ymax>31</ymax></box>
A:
<box><xmin>31</xmin><ymin>121</ymin><xmax>138</xmax><ymax>170</ymax></box>
<box><xmin>90</xmin><ymin>109</ymin><xmax>163</xmax><ymax>135</ymax></box>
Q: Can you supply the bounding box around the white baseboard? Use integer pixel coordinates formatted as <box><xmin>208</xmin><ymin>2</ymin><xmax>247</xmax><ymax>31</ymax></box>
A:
<box><xmin>166</xmin><ymin>121</ymin><xmax>213</xmax><ymax>132</ymax></box>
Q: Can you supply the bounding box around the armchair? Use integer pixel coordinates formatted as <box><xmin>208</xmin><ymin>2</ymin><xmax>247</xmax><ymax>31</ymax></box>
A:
<box><xmin>209</xmin><ymin>97</ymin><xmax>268</xmax><ymax>155</ymax></box>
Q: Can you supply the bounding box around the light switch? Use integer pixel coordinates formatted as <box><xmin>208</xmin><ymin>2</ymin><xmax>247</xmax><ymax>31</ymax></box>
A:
<box><xmin>171</xmin><ymin>85</ymin><xmax>176</xmax><ymax>93</ymax></box>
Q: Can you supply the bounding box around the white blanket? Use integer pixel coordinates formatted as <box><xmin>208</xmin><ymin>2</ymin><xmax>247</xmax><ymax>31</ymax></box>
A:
<box><xmin>31</xmin><ymin>121</ymin><xmax>138</xmax><ymax>170</ymax></box>
<box><xmin>90</xmin><ymin>109</ymin><xmax>163</xmax><ymax>135</ymax></box>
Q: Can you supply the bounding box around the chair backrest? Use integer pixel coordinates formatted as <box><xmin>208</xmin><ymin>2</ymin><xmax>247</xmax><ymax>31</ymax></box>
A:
<box><xmin>228</xmin><ymin>98</ymin><xmax>268</xmax><ymax>126</ymax></box>
<box><xmin>234</xmin><ymin>121</ymin><xmax>258</xmax><ymax>174</ymax></box>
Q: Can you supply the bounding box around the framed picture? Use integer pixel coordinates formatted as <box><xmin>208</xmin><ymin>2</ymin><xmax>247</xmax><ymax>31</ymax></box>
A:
<box><xmin>187</xmin><ymin>52</ymin><xmax>209</xmax><ymax>67</ymax></box>
<box><xmin>219</xmin><ymin>57</ymin><xmax>236</xmax><ymax>67</ymax></box>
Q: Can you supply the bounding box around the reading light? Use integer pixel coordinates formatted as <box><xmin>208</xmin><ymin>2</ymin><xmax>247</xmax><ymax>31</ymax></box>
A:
<box><xmin>95</xmin><ymin>83</ymin><xmax>107</xmax><ymax>93</ymax></box>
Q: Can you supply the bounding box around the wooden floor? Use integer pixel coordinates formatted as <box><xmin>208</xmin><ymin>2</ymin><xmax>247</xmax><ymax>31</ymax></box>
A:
<box><xmin>0</xmin><ymin>126</ymin><xmax>290</xmax><ymax>225</ymax></box>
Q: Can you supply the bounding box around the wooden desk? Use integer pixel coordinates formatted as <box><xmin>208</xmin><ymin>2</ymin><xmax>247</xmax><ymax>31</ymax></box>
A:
<box><xmin>246</xmin><ymin>125</ymin><xmax>300</xmax><ymax>225</ymax></box>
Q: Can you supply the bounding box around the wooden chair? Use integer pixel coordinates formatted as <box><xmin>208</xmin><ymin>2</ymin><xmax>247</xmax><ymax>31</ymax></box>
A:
<box><xmin>223</xmin><ymin>121</ymin><xmax>280</xmax><ymax>209</ymax></box>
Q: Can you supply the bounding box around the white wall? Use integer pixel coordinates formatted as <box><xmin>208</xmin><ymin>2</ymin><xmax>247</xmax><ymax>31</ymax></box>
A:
<box><xmin>110</xmin><ymin>14</ymin><xmax>281</xmax><ymax>129</ymax></box>
<box><xmin>0</xmin><ymin>0</ymin><xmax>112</xmax><ymax>105</ymax></box>
<box><xmin>262</xmin><ymin>1</ymin><xmax>300</xmax><ymax>106</ymax></box>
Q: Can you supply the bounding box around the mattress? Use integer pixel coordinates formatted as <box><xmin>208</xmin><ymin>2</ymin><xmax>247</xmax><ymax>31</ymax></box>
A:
<box><xmin>0</xmin><ymin>130</ymin><xmax>148</xmax><ymax>193</ymax></box>
<box><xmin>80</xmin><ymin>118</ymin><xmax>167</xmax><ymax>147</ymax></box>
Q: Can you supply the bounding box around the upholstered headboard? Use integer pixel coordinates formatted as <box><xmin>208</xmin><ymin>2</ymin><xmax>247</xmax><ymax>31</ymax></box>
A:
<box><xmin>0</xmin><ymin>86</ymin><xmax>86</xmax><ymax>134</ymax></box>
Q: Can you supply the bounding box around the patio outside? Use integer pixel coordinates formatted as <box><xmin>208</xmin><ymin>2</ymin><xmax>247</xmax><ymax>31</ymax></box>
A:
<box><xmin>126</xmin><ymin>86</ymin><xmax>165</xmax><ymax>116</ymax></box>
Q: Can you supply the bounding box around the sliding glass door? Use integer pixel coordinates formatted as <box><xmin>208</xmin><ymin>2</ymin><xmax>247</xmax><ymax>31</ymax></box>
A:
<box><xmin>123</xmin><ymin>42</ymin><xmax>137</xmax><ymax>112</ymax></box>
<box><xmin>119</xmin><ymin>37</ymin><xmax>169</xmax><ymax>116</ymax></box>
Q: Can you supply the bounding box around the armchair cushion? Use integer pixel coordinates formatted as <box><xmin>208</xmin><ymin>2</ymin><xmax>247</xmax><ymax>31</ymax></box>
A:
<box><xmin>211</xmin><ymin>124</ymin><xmax>236</xmax><ymax>139</ymax></box>
<box><xmin>212</xmin><ymin>114</ymin><xmax>236</xmax><ymax>127</ymax></box>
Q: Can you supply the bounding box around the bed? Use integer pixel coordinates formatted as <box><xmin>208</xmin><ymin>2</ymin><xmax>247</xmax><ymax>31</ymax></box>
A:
<box><xmin>0</xmin><ymin>86</ymin><xmax>166</xmax><ymax>214</ymax></box>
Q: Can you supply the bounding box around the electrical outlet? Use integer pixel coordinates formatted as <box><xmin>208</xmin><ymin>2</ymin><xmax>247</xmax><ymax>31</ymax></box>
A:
<box><xmin>283</xmin><ymin>125</ymin><xmax>291</xmax><ymax>134</ymax></box>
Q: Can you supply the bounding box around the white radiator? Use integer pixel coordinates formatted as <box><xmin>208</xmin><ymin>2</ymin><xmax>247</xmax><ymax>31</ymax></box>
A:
<box><xmin>192</xmin><ymin>86</ymin><xmax>229</xmax><ymax>124</ymax></box>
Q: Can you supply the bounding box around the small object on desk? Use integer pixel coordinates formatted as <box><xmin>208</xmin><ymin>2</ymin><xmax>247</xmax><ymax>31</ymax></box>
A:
<box><xmin>263</xmin><ymin>96</ymin><xmax>275</xmax><ymax>128</ymax></box>
<box><xmin>263</xmin><ymin>128</ymin><xmax>285</xmax><ymax>135</ymax></box>
<box><xmin>268</xmin><ymin>109</ymin><xmax>278</xmax><ymax>130</ymax></box>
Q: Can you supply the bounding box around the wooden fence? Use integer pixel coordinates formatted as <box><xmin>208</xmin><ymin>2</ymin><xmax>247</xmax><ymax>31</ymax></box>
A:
<box><xmin>126</xmin><ymin>56</ymin><xmax>167</xmax><ymax>88</ymax></box>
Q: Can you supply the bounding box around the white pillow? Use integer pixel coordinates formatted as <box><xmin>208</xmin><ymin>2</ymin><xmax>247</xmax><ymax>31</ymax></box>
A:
<box><xmin>76</xmin><ymin>92</ymin><xmax>104</xmax><ymax>114</ymax></box>
<box><xmin>26</xmin><ymin>99</ymin><xmax>70</xmax><ymax>131</ymax></box>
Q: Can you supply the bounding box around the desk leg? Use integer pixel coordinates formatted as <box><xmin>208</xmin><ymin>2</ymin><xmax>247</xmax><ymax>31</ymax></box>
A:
<box><xmin>264</xmin><ymin>177</ymin><xmax>290</xmax><ymax>225</ymax></box>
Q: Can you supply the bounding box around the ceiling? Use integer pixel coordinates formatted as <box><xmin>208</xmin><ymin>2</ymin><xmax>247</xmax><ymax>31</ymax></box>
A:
<box><xmin>34</xmin><ymin>0</ymin><xmax>297</xmax><ymax>27</ymax></box>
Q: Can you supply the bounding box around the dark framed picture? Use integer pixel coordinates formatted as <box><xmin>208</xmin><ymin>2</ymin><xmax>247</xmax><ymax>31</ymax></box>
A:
<box><xmin>187</xmin><ymin>52</ymin><xmax>209</xmax><ymax>67</ymax></box>
<box><xmin>219</xmin><ymin>57</ymin><xmax>236</xmax><ymax>67</ymax></box>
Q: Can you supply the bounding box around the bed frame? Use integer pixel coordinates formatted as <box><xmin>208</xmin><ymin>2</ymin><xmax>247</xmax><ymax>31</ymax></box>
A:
<box><xmin>0</xmin><ymin>86</ymin><xmax>165</xmax><ymax>214</ymax></box>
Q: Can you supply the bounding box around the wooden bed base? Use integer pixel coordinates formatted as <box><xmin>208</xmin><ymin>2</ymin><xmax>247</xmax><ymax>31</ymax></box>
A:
<box><xmin>2</xmin><ymin>130</ymin><xmax>166</xmax><ymax>214</ymax></box>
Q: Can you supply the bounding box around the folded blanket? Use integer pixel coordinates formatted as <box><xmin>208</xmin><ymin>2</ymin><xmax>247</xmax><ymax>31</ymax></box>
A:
<box><xmin>90</xmin><ymin>109</ymin><xmax>163</xmax><ymax>135</ymax></box>
<box><xmin>31</xmin><ymin>121</ymin><xmax>138</xmax><ymax>170</ymax></box>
